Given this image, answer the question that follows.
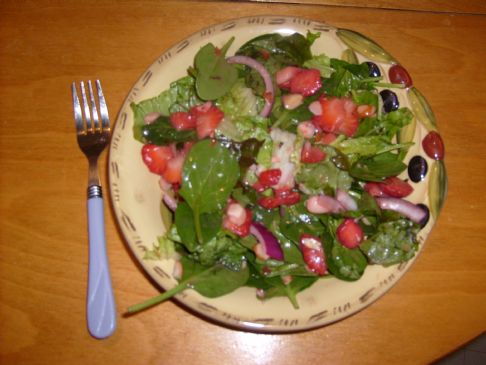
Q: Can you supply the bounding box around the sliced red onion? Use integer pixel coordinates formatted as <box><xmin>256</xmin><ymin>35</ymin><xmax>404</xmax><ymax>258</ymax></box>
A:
<box><xmin>376</xmin><ymin>197</ymin><xmax>427</xmax><ymax>224</ymax></box>
<box><xmin>250</xmin><ymin>222</ymin><xmax>284</xmax><ymax>261</ymax></box>
<box><xmin>308</xmin><ymin>100</ymin><xmax>322</xmax><ymax>116</ymax></box>
<box><xmin>163</xmin><ymin>193</ymin><xmax>178</xmax><ymax>212</ymax></box>
<box><xmin>144</xmin><ymin>112</ymin><xmax>162</xmax><ymax>124</ymax></box>
<box><xmin>297</xmin><ymin>121</ymin><xmax>316</xmax><ymax>138</ymax></box>
<box><xmin>306</xmin><ymin>195</ymin><xmax>345</xmax><ymax>214</ymax></box>
<box><xmin>336</xmin><ymin>189</ymin><xmax>358</xmax><ymax>211</ymax></box>
<box><xmin>227</xmin><ymin>55</ymin><xmax>274</xmax><ymax>117</ymax></box>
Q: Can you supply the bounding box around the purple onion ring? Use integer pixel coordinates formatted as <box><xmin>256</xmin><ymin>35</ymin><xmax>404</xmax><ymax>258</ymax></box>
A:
<box><xmin>250</xmin><ymin>222</ymin><xmax>284</xmax><ymax>261</ymax></box>
<box><xmin>376</xmin><ymin>197</ymin><xmax>427</xmax><ymax>224</ymax></box>
<box><xmin>226</xmin><ymin>55</ymin><xmax>274</xmax><ymax>117</ymax></box>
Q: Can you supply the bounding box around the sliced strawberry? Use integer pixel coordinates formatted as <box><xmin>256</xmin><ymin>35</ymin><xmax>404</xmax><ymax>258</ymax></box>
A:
<box><xmin>162</xmin><ymin>151</ymin><xmax>185</xmax><ymax>184</ymax></box>
<box><xmin>141</xmin><ymin>144</ymin><xmax>174</xmax><ymax>175</ymax></box>
<box><xmin>275</xmin><ymin>188</ymin><xmax>301</xmax><ymax>206</ymax></box>
<box><xmin>276</xmin><ymin>66</ymin><xmax>302</xmax><ymax>90</ymax></box>
<box><xmin>336</xmin><ymin>218</ymin><xmax>364</xmax><ymax>249</ymax></box>
<box><xmin>299</xmin><ymin>234</ymin><xmax>327</xmax><ymax>276</ymax></box>
<box><xmin>259</xmin><ymin>169</ymin><xmax>281</xmax><ymax>187</ymax></box>
<box><xmin>315</xmin><ymin>132</ymin><xmax>337</xmax><ymax>145</ymax></box>
<box><xmin>364</xmin><ymin>177</ymin><xmax>413</xmax><ymax>198</ymax></box>
<box><xmin>312</xmin><ymin>97</ymin><xmax>359</xmax><ymax>137</ymax></box>
<box><xmin>364</xmin><ymin>182</ymin><xmax>386</xmax><ymax>197</ymax></box>
<box><xmin>380</xmin><ymin>177</ymin><xmax>413</xmax><ymax>198</ymax></box>
<box><xmin>190</xmin><ymin>102</ymin><xmax>224</xmax><ymax>139</ymax></box>
<box><xmin>169</xmin><ymin>111</ymin><xmax>196</xmax><ymax>130</ymax></box>
<box><xmin>289</xmin><ymin>68</ymin><xmax>322</xmax><ymax>96</ymax></box>
<box><xmin>223</xmin><ymin>206</ymin><xmax>252</xmax><ymax>237</ymax></box>
<box><xmin>301</xmin><ymin>141</ymin><xmax>326</xmax><ymax>163</ymax></box>
<box><xmin>258</xmin><ymin>196</ymin><xmax>281</xmax><ymax>210</ymax></box>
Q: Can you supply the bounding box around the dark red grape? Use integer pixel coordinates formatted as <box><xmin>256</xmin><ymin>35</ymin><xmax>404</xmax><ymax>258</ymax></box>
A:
<box><xmin>380</xmin><ymin>89</ymin><xmax>399</xmax><ymax>112</ymax></box>
<box><xmin>389</xmin><ymin>64</ymin><xmax>413</xmax><ymax>87</ymax></box>
<box><xmin>408</xmin><ymin>155</ymin><xmax>428</xmax><ymax>182</ymax></box>
<box><xmin>422</xmin><ymin>131</ymin><xmax>445</xmax><ymax>160</ymax></box>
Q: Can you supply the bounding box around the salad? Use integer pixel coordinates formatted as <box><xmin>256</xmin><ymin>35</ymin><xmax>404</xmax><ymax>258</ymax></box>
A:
<box><xmin>127</xmin><ymin>31</ymin><xmax>429</xmax><ymax>313</ymax></box>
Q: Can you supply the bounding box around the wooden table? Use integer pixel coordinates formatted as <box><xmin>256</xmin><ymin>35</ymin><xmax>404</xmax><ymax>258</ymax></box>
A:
<box><xmin>1</xmin><ymin>1</ymin><xmax>485</xmax><ymax>364</ymax></box>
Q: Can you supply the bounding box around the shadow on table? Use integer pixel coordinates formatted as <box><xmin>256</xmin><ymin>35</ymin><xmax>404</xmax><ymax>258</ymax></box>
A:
<box><xmin>433</xmin><ymin>332</ymin><xmax>486</xmax><ymax>365</ymax></box>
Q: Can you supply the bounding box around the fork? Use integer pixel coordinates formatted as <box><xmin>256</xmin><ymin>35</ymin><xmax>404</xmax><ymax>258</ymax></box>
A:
<box><xmin>71</xmin><ymin>80</ymin><xmax>116</xmax><ymax>339</ymax></box>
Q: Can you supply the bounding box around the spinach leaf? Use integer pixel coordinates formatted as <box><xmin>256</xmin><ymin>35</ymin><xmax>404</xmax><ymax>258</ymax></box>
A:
<box><xmin>188</xmin><ymin>233</ymin><xmax>246</xmax><ymax>271</ymax></box>
<box><xmin>141</xmin><ymin>116</ymin><xmax>197</xmax><ymax>145</ymax></box>
<box><xmin>322</xmin><ymin>60</ymin><xmax>370</xmax><ymax>97</ymax></box>
<box><xmin>349</xmin><ymin>152</ymin><xmax>408</xmax><ymax>181</ymax></box>
<box><xmin>175</xmin><ymin>202</ymin><xmax>222</xmax><ymax>250</ymax></box>
<box><xmin>179</xmin><ymin>140</ymin><xmax>240</xmax><ymax>242</ymax></box>
<box><xmin>320</xmin><ymin>217</ymin><xmax>367</xmax><ymax>281</ymax></box>
<box><xmin>355</xmin><ymin>108</ymin><xmax>414</xmax><ymax>140</ymax></box>
<box><xmin>296</xmin><ymin>160</ymin><xmax>353</xmax><ymax>195</ymax></box>
<box><xmin>336</xmin><ymin>136</ymin><xmax>412</xmax><ymax>157</ymax></box>
<box><xmin>194</xmin><ymin>37</ymin><xmax>238</xmax><ymax>100</ymax></box>
<box><xmin>261</xmin><ymin>276</ymin><xmax>319</xmax><ymax>309</ymax></box>
<box><xmin>360</xmin><ymin>219</ymin><xmax>420</xmax><ymax>266</ymax></box>
<box><xmin>237</xmin><ymin>32</ymin><xmax>314</xmax><ymax>66</ymax></box>
<box><xmin>127</xmin><ymin>256</ymin><xmax>249</xmax><ymax>313</ymax></box>
<box><xmin>181</xmin><ymin>256</ymin><xmax>249</xmax><ymax>298</ymax></box>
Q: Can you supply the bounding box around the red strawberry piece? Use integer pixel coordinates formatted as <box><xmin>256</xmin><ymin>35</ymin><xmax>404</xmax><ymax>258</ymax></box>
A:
<box><xmin>301</xmin><ymin>141</ymin><xmax>326</xmax><ymax>163</ymax></box>
<box><xmin>141</xmin><ymin>144</ymin><xmax>174</xmax><ymax>175</ymax></box>
<box><xmin>380</xmin><ymin>177</ymin><xmax>414</xmax><ymax>198</ymax></box>
<box><xmin>275</xmin><ymin>188</ymin><xmax>301</xmax><ymax>206</ymax></box>
<box><xmin>289</xmin><ymin>68</ymin><xmax>322</xmax><ymax>96</ymax></box>
<box><xmin>258</xmin><ymin>196</ymin><xmax>281</xmax><ymax>210</ymax></box>
<box><xmin>190</xmin><ymin>102</ymin><xmax>224</xmax><ymax>139</ymax></box>
<box><xmin>223</xmin><ymin>206</ymin><xmax>252</xmax><ymax>237</ymax></box>
<box><xmin>169</xmin><ymin>111</ymin><xmax>196</xmax><ymax>130</ymax></box>
<box><xmin>275</xmin><ymin>66</ymin><xmax>302</xmax><ymax>90</ymax></box>
<box><xmin>312</xmin><ymin>97</ymin><xmax>359</xmax><ymax>137</ymax></box>
<box><xmin>299</xmin><ymin>234</ymin><xmax>327</xmax><ymax>276</ymax></box>
<box><xmin>162</xmin><ymin>152</ymin><xmax>185</xmax><ymax>184</ymax></box>
<box><xmin>336</xmin><ymin>219</ymin><xmax>364</xmax><ymax>249</ymax></box>
<box><xmin>364</xmin><ymin>182</ymin><xmax>387</xmax><ymax>197</ymax></box>
<box><xmin>258</xmin><ymin>168</ymin><xmax>282</xmax><ymax>187</ymax></box>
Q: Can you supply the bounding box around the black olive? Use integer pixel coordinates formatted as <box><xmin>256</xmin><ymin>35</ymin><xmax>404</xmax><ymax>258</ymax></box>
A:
<box><xmin>380</xmin><ymin>89</ymin><xmax>399</xmax><ymax>113</ymax></box>
<box><xmin>366</xmin><ymin>61</ymin><xmax>381</xmax><ymax>77</ymax></box>
<box><xmin>408</xmin><ymin>155</ymin><xmax>428</xmax><ymax>182</ymax></box>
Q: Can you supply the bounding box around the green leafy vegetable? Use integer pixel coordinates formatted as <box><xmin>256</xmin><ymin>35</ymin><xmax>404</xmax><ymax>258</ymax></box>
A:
<box><xmin>349</xmin><ymin>152</ymin><xmax>408</xmax><ymax>181</ymax></box>
<box><xmin>127</xmin><ymin>256</ymin><xmax>249</xmax><ymax>313</ymax></box>
<box><xmin>141</xmin><ymin>116</ymin><xmax>197</xmax><ymax>145</ymax></box>
<box><xmin>360</xmin><ymin>219</ymin><xmax>420</xmax><ymax>266</ymax></box>
<box><xmin>179</xmin><ymin>140</ymin><xmax>240</xmax><ymax>242</ymax></box>
<box><xmin>131</xmin><ymin>76</ymin><xmax>202</xmax><ymax>142</ymax></box>
<box><xmin>194</xmin><ymin>37</ymin><xmax>238</xmax><ymax>100</ymax></box>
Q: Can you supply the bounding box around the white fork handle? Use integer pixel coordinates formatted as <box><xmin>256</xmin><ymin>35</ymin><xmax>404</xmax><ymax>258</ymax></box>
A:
<box><xmin>87</xmin><ymin>196</ymin><xmax>117</xmax><ymax>339</ymax></box>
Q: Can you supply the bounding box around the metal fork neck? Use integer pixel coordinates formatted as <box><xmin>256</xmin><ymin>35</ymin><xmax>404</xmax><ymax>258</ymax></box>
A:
<box><xmin>88</xmin><ymin>185</ymin><xmax>103</xmax><ymax>199</ymax></box>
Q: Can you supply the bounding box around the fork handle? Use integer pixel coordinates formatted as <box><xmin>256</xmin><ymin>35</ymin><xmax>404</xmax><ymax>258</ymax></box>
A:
<box><xmin>87</xmin><ymin>194</ymin><xmax>117</xmax><ymax>339</ymax></box>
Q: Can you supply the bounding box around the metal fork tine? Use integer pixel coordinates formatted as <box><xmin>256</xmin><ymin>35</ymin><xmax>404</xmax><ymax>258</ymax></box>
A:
<box><xmin>80</xmin><ymin>81</ymin><xmax>92</xmax><ymax>132</ymax></box>
<box><xmin>71</xmin><ymin>82</ymin><xmax>84</xmax><ymax>134</ymax></box>
<box><xmin>88</xmin><ymin>80</ymin><xmax>100</xmax><ymax>131</ymax></box>
<box><xmin>96</xmin><ymin>80</ymin><xmax>110</xmax><ymax>130</ymax></box>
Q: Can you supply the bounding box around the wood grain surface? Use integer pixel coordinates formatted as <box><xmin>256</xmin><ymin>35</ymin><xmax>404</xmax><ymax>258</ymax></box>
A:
<box><xmin>1</xmin><ymin>1</ymin><xmax>485</xmax><ymax>364</ymax></box>
<box><xmin>239</xmin><ymin>0</ymin><xmax>486</xmax><ymax>14</ymax></box>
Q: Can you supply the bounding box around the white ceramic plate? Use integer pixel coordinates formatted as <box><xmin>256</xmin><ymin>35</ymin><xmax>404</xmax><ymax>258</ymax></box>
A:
<box><xmin>109</xmin><ymin>16</ymin><xmax>446</xmax><ymax>332</ymax></box>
